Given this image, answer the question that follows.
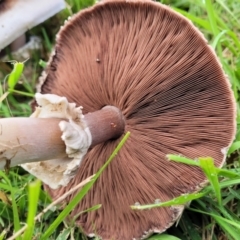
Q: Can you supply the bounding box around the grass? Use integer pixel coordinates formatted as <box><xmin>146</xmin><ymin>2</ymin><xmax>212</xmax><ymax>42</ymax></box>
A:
<box><xmin>0</xmin><ymin>0</ymin><xmax>240</xmax><ymax>239</ymax></box>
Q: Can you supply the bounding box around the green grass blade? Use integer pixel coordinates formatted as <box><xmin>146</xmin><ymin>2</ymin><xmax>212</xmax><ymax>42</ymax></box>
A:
<box><xmin>205</xmin><ymin>0</ymin><xmax>223</xmax><ymax>60</ymax></box>
<box><xmin>166</xmin><ymin>154</ymin><xmax>199</xmax><ymax>166</ymax></box>
<box><xmin>131</xmin><ymin>191</ymin><xmax>207</xmax><ymax>210</ymax></box>
<box><xmin>0</xmin><ymin>182</ymin><xmax>20</xmax><ymax>192</ymax></box>
<box><xmin>7</xmin><ymin>62</ymin><xmax>24</xmax><ymax>90</ymax></box>
<box><xmin>211</xmin><ymin>30</ymin><xmax>227</xmax><ymax>50</ymax></box>
<box><xmin>55</xmin><ymin>228</ymin><xmax>71</xmax><ymax>240</ymax></box>
<box><xmin>147</xmin><ymin>234</ymin><xmax>181</xmax><ymax>240</ymax></box>
<box><xmin>0</xmin><ymin>92</ymin><xmax>9</xmax><ymax>103</ymax></box>
<box><xmin>217</xmin><ymin>168</ymin><xmax>240</xmax><ymax>179</ymax></box>
<box><xmin>224</xmin><ymin>30</ymin><xmax>240</xmax><ymax>51</ymax></box>
<box><xmin>22</xmin><ymin>180</ymin><xmax>41</xmax><ymax>240</ymax></box>
<box><xmin>205</xmin><ymin>0</ymin><xmax>219</xmax><ymax>37</ymax></box>
<box><xmin>216</xmin><ymin>0</ymin><xmax>238</xmax><ymax>22</ymax></box>
<box><xmin>40</xmin><ymin>131</ymin><xmax>130</xmax><ymax>240</ymax></box>
<box><xmin>39</xmin><ymin>60</ymin><xmax>47</xmax><ymax>68</ymax></box>
<box><xmin>41</xmin><ymin>28</ymin><xmax>52</xmax><ymax>52</ymax></box>
<box><xmin>173</xmin><ymin>8</ymin><xmax>211</xmax><ymax>31</ymax></box>
<box><xmin>228</xmin><ymin>188</ymin><xmax>240</xmax><ymax>201</ymax></box>
<box><xmin>0</xmin><ymin>171</ymin><xmax>21</xmax><ymax>240</ymax></box>
<box><xmin>72</xmin><ymin>204</ymin><xmax>102</xmax><ymax>222</ymax></box>
<box><xmin>188</xmin><ymin>207</ymin><xmax>240</xmax><ymax>239</ymax></box>
<box><xmin>178</xmin><ymin>213</ymin><xmax>202</xmax><ymax>240</ymax></box>
<box><xmin>199</xmin><ymin>157</ymin><xmax>221</xmax><ymax>205</ymax></box>
<box><xmin>228</xmin><ymin>141</ymin><xmax>240</xmax><ymax>155</ymax></box>
<box><xmin>8</xmin><ymin>89</ymin><xmax>34</xmax><ymax>97</ymax></box>
<box><xmin>219</xmin><ymin>178</ymin><xmax>240</xmax><ymax>189</ymax></box>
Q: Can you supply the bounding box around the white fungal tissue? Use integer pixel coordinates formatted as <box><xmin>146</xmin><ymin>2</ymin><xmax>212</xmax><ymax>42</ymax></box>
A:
<box><xmin>21</xmin><ymin>93</ymin><xmax>92</xmax><ymax>189</ymax></box>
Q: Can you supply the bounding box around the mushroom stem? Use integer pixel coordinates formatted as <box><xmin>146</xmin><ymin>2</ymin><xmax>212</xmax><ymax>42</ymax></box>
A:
<box><xmin>10</xmin><ymin>34</ymin><xmax>26</xmax><ymax>52</ymax></box>
<box><xmin>0</xmin><ymin>118</ymin><xmax>65</xmax><ymax>170</ymax></box>
<box><xmin>0</xmin><ymin>106</ymin><xmax>125</xmax><ymax>170</ymax></box>
<box><xmin>85</xmin><ymin>106</ymin><xmax>125</xmax><ymax>147</ymax></box>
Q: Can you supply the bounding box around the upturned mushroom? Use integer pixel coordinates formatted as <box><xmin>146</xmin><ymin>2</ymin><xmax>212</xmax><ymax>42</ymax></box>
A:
<box><xmin>0</xmin><ymin>0</ymin><xmax>236</xmax><ymax>239</ymax></box>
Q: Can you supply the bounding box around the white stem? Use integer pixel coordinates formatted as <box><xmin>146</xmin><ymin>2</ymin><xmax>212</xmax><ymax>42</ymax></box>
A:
<box><xmin>0</xmin><ymin>117</ymin><xmax>66</xmax><ymax>169</ymax></box>
<box><xmin>0</xmin><ymin>93</ymin><xmax>125</xmax><ymax>188</ymax></box>
<box><xmin>0</xmin><ymin>0</ymin><xmax>65</xmax><ymax>50</ymax></box>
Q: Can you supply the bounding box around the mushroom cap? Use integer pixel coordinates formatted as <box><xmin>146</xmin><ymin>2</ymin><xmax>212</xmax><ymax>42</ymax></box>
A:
<box><xmin>38</xmin><ymin>1</ymin><xmax>236</xmax><ymax>239</ymax></box>
<box><xmin>0</xmin><ymin>0</ymin><xmax>65</xmax><ymax>50</ymax></box>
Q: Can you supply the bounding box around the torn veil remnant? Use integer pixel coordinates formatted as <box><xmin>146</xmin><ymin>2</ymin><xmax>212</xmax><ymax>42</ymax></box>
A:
<box><xmin>0</xmin><ymin>0</ymin><xmax>236</xmax><ymax>240</ymax></box>
<box><xmin>21</xmin><ymin>93</ymin><xmax>92</xmax><ymax>188</ymax></box>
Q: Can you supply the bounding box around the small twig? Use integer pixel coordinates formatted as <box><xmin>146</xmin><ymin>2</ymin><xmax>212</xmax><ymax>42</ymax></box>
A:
<box><xmin>7</xmin><ymin>174</ymin><xmax>95</xmax><ymax>240</ymax></box>
<box><xmin>7</xmin><ymin>224</ymin><xmax>27</xmax><ymax>240</ymax></box>
<box><xmin>35</xmin><ymin>174</ymin><xmax>95</xmax><ymax>221</ymax></box>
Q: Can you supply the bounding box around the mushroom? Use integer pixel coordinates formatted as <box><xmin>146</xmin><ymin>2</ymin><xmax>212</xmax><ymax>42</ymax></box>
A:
<box><xmin>0</xmin><ymin>0</ymin><xmax>236</xmax><ymax>240</ymax></box>
<box><xmin>0</xmin><ymin>0</ymin><xmax>65</xmax><ymax>51</ymax></box>
<box><xmin>0</xmin><ymin>93</ymin><xmax>125</xmax><ymax>187</ymax></box>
